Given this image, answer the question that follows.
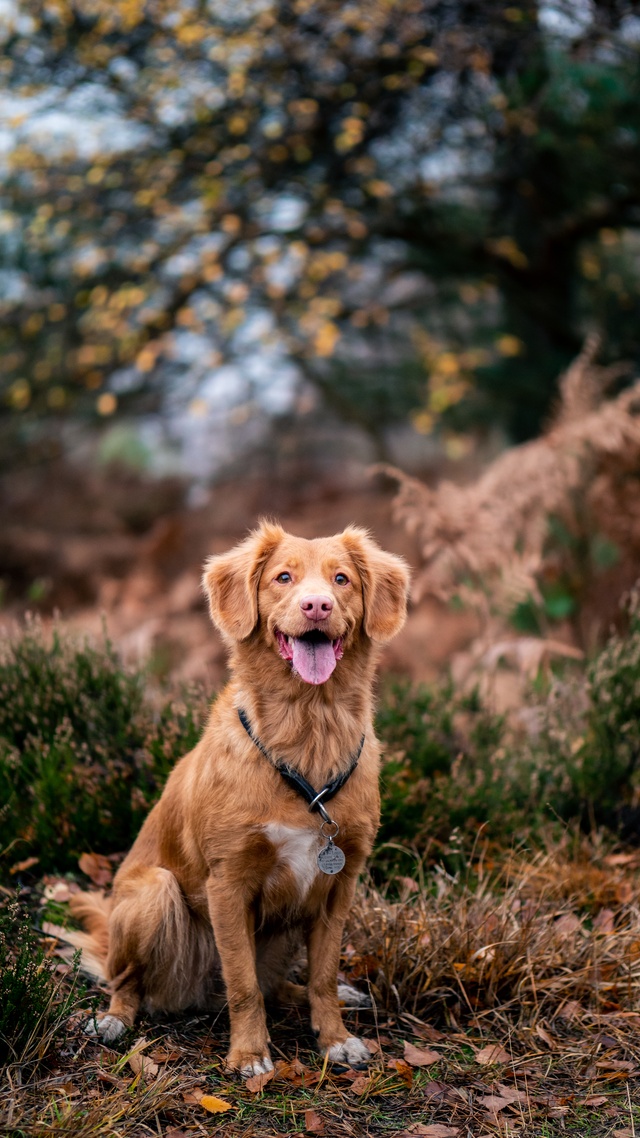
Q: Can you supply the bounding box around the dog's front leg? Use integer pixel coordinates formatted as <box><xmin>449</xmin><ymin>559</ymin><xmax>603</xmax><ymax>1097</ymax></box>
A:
<box><xmin>307</xmin><ymin>872</ymin><xmax>371</xmax><ymax>1068</ymax></box>
<box><xmin>206</xmin><ymin>875</ymin><xmax>273</xmax><ymax>1077</ymax></box>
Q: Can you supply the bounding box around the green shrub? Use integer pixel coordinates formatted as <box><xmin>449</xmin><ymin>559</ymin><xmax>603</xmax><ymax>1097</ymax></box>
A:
<box><xmin>0</xmin><ymin>899</ymin><xmax>82</xmax><ymax>1067</ymax></box>
<box><xmin>375</xmin><ymin>681</ymin><xmax>517</xmax><ymax>861</ymax></box>
<box><xmin>0</xmin><ymin>621</ymin><xmax>206</xmax><ymax>874</ymax></box>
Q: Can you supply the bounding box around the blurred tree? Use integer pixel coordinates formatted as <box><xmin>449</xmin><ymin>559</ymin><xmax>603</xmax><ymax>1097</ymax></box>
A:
<box><xmin>0</xmin><ymin>0</ymin><xmax>639</xmax><ymax>469</ymax></box>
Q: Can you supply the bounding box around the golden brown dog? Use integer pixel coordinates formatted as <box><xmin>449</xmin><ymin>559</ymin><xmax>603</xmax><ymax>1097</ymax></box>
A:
<box><xmin>70</xmin><ymin>521</ymin><xmax>409</xmax><ymax>1074</ymax></box>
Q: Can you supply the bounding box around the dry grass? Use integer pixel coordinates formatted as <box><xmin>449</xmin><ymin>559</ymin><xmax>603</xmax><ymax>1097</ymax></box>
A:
<box><xmin>380</xmin><ymin>337</ymin><xmax>640</xmax><ymax>656</ymax></box>
<box><xmin>3</xmin><ymin>834</ymin><xmax>640</xmax><ymax>1138</ymax></box>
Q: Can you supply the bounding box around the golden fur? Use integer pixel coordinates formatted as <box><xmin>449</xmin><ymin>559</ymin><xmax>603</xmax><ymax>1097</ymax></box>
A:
<box><xmin>70</xmin><ymin>522</ymin><xmax>409</xmax><ymax>1074</ymax></box>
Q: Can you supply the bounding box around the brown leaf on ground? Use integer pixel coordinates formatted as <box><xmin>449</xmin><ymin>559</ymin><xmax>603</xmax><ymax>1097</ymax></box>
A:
<box><xmin>9</xmin><ymin>856</ymin><xmax>39</xmax><ymax>875</ymax></box>
<box><xmin>535</xmin><ymin>1023</ymin><xmax>557</xmax><ymax>1049</ymax></box>
<box><xmin>584</xmin><ymin>1095</ymin><xmax>608</xmax><ymax>1106</ymax></box>
<box><xmin>593</xmin><ymin>908</ymin><xmax>615</xmax><ymax>934</ymax></box>
<box><xmin>403</xmin><ymin>1040</ymin><xmax>440</xmax><ymax>1066</ymax></box>
<box><xmin>181</xmin><ymin>1087</ymin><xmax>205</xmax><ymax>1104</ymax></box>
<box><xmin>304</xmin><ymin>1108</ymin><xmax>325</xmax><ymax>1133</ymax></box>
<box><xmin>613</xmin><ymin>1129</ymin><xmax>634</xmax><ymax>1137</ymax></box>
<box><xmin>148</xmin><ymin>1047</ymin><xmax>181</xmax><ymax>1062</ymax></box>
<box><xmin>274</xmin><ymin>1058</ymin><xmax>321</xmax><ymax>1086</ymax></box>
<box><xmin>165</xmin><ymin>1130</ymin><xmax>189</xmax><ymax>1138</ymax></box>
<box><xmin>423</xmin><ymin>1080</ymin><xmax>449</xmax><ymax>1100</ymax></box>
<box><xmin>474</xmin><ymin>1043</ymin><xmax>511</xmax><ymax>1065</ymax></box>
<box><xmin>200</xmin><ymin>1095</ymin><xmax>233</xmax><ymax>1113</ymax></box>
<box><xmin>349</xmin><ymin>1075</ymin><xmax>371</xmax><ymax>1095</ymax></box>
<box><xmin>128</xmin><ymin>1051</ymin><xmax>159</xmax><ymax>1079</ymax></box>
<box><xmin>478</xmin><ymin>1093</ymin><xmax>520</xmax><ymax>1113</ymax></box>
<box><xmin>410</xmin><ymin>1021</ymin><xmax>446</xmax><ymax>1043</ymax></box>
<box><xmin>40</xmin><ymin>921</ymin><xmax>70</xmax><ymax>941</ymax></box>
<box><xmin>78</xmin><ymin>852</ymin><xmax>113</xmax><ymax>886</ymax></box>
<box><xmin>386</xmin><ymin>1057</ymin><xmax>414</xmax><ymax>1085</ymax></box>
<box><xmin>364</xmin><ymin>1037</ymin><xmax>381</xmax><ymax>1054</ymax></box>
<box><xmin>244</xmin><ymin>1068</ymin><xmax>275</xmax><ymax>1093</ymax></box>
<box><xmin>558</xmin><ymin>999</ymin><xmax>583</xmax><ymax>1022</ymax></box>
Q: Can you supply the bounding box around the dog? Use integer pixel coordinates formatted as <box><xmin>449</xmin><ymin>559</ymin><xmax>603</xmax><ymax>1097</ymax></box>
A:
<box><xmin>70</xmin><ymin>521</ymin><xmax>409</xmax><ymax>1075</ymax></box>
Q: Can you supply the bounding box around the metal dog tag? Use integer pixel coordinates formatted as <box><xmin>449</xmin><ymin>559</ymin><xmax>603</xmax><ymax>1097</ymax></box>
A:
<box><xmin>317</xmin><ymin>838</ymin><xmax>346</xmax><ymax>875</ymax></box>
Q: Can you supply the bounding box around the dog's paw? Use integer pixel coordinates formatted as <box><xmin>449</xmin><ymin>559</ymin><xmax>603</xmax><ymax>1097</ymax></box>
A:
<box><xmin>226</xmin><ymin>1050</ymin><xmax>274</xmax><ymax>1079</ymax></box>
<box><xmin>325</xmin><ymin>1035</ymin><xmax>372</xmax><ymax>1068</ymax></box>
<box><xmin>337</xmin><ymin>982</ymin><xmax>372</xmax><ymax>1008</ymax></box>
<box><xmin>84</xmin><ymin>1014</ymin><xmax>127</xmax><ymax>1043</ymax></box>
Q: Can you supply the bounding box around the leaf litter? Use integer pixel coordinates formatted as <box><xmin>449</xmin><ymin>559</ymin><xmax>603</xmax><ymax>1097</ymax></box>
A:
<box><xmin>4</xmin><ymin>833</ymin><xmax>640</xmax><ymax>1137</ymax></box>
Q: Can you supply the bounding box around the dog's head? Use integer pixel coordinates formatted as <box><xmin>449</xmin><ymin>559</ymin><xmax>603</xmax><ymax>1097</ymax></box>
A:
<box><xmin>202</xmin><ymin>521</ymin><xmax>410</xmax><ymax>685</ymax></box>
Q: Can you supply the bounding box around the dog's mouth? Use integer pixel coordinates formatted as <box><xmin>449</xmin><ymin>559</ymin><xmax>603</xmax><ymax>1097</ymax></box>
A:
<box><xmin>275</xmin><ymin>629</ymin><xmax>344</xmax><ymax>685</ymax></box>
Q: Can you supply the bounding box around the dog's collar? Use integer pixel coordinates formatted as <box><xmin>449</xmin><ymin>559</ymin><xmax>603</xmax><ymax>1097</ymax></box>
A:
<box><xmin>237</xmin><ymin>707</ymin><xmax>363</xmax><ymax>825</ymax></box>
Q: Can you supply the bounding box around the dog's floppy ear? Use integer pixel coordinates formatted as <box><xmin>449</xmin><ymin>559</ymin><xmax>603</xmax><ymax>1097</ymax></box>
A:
<box><xmin>341</xmin><ymin>527</ymin><xmax>410</xmax><ymax>643</ymax></box>
<box><xmin>202</xmin><ymin>520</ymin><xmax>284</xmax><ymax>640</ymax></box>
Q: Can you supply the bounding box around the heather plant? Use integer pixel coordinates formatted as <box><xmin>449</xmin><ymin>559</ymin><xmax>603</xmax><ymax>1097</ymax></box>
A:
<box><xmin>0</xmin><ymin>900</ymin><xmax>83</xmax><ymax>1068</ymax></box>
<box><xmin>0</xmin><ymin>621</ymin><xmax>206</xmax><ymax>873</ymax></box>
<box><xmin>375</xmin><ymin>681</ymin><xmax>522</xmax><ymax>864</ymax></box>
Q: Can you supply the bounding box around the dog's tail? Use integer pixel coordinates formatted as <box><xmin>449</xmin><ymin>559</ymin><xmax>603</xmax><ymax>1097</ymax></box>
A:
<box><xmin>67</xmin><ymin>891</ymin><xmax>112</xmax><ymax>982</ymax></box>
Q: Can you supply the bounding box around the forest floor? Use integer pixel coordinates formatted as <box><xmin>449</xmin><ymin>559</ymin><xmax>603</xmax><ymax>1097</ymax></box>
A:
<box><xmin>4</xmin><ymin>838</ymin><xmax>640</xmax><ymax>1138</ymax></box>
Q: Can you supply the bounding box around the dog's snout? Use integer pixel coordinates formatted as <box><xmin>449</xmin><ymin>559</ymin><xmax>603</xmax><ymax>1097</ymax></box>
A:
<box><xmin>300</xmin><ymin>594</ymin><xmax>334</xmax><ymax>621</ymax></box>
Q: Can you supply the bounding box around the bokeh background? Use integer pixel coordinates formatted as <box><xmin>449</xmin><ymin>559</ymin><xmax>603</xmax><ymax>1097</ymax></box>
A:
<box><xmin>2</xmin><ymin>0</ymin><xmax>640</xmax><ymax>692</ymax></box>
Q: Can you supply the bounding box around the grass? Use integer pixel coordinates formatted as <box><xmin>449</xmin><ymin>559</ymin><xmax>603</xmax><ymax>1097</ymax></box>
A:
<box><xmin>2</xmin><ymin>617</ymin><xmax>640</xmax><ymax>1135</ymax></box>
<box><xmin>0</xmin><ymin>899</ymin><xmax>84</xmax><ymax>1070</ymax></box>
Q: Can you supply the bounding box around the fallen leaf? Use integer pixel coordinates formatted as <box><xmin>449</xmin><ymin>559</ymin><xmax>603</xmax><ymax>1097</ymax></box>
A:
<box><xmin>244</xmin><ymin>1068</ymin><xmax>275</xmax><ymax>1093</ymax></box>
<box><xmin>474</xmin><ymin>1043</ymin><xmax>511</xmax><ymax>1065</ymax></box>
<box><xmin>386</xmin><ymin>1057</ymin><xmax>413</xmax><ymax>1085</ymax></box>
<box><xmin>558</xmin><ymin>999</ymin><xmax>583</xmax><ymax>1022</ymax></box>
<box><xmin>9</xmin><ymin>856</ymin><xmax>39</xmax><ymax>875</ymax></box>
<box><xmin>200</xmin><ymin>1094</ymin><xmax>233</xmax><ymax>1113</ymax></box>
<box><xmin>478</xmin><ymin>1094</ymin><xmax>518</xmax><ymax>1113</ymax></box>
<box><xmin>535</xmin><ymin>1023</ymin><xmax>557</xmax><ymax>1050</ymax></box>
<box><xmin>78</xmin><ymin>852</ymin><xmax>113</xmax><ymax>887</ymax></box>
<box><xmin>128</xmin><ymin>1052</ymin><xmax>159</xmax><ymax>1079</ymax></box>
<box><xmin>584</xmin><ymin>1095</ymin><xmax>608</xmax><ymax>1106</ymax></box>
<box><xmin>181</xmin><ymin>1087</ymin><xmax>205</xmax><ymax>1104</ymax></box>
<box><xmin>593</xmin><ymin>908</ymin><xmax>615</xmax><ymax>934</ymax></box>
<box><xmin>613</xmin><ymin>1129</ymin><xmax>634</xmax><ymax>1138</ymax></box>
<box><xmin>304</xmin><ymin>1108</ymin><xmax>325</xmax><ymax>1133</ymax></box>
<box><xmin>423</xmin><ymin>1080</ymin><xmax>448</xmax><ymax>1100</ymax></box>
<box><xmin>364</xmin><ymin>1038</ymin><xmax>380</xmax><ymax>1054</ymax></box>
<box><xmin>165</xmin><ymin>1130</ymin><xmax>189</xmax><ymax>1138</ymax></box>
<box><xmin>41</xmin><ymin>921</ymin><xmax>70</xmax><ymax>941</ymax></box>
<box><xmin>349</xmin><ymin>1075</ymin><xmax>371</xmax><ymax>1095</ymax></box>
<box><xmin>149</xmin><ymin>1047</ymin><xmax>181</xmax><ymax>1063</ymax></box>
<box><xmin>403</xmin><ymin>1040</ymin><xmax>440</xmax><ymax>1067</ymax></box>
<box><xmin>409</xmin><ymin>1021</ymin><xmax>446</xmax><ymax>1043</ymax></box>
<box><xmin>274</xmin><ymin>1058</ymin><xmax>320</xmax><ymax>1086</ymax></box>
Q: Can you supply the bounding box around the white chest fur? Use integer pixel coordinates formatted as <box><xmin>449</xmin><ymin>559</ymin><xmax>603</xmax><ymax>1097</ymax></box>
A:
<box><xmin>263</xmin><ymin>823</ymin><xmax>319</xmax><ymax>897</ymax></box>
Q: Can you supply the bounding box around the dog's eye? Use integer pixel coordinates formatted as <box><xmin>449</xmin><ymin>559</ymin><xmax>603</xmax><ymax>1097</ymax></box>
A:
<box><xmin>275</xmin><ymin>572</ymin><xmax>292</xmax><ymax>583</ymax></box>
<box><xmin>335</xmin><ymin>573</ymin><xmax>349</xmax><ymax>586</ymax></box>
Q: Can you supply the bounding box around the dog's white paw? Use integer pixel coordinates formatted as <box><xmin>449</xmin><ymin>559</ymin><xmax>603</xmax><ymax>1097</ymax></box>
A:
<box><xmin>337</xmin><ymin>982</ymin><xmax>372</xmax><ymax>1008</ymax></box>
<box><xmin>239</xmin><ymin>1054</ymin><xmax>274</xmax><ymax>1078</ymax></box>
<box><xmin>325</xmin><ymin>1035</ymin><xmax>372</xmax><ymax>1067</ymax></box>
<box><xmin>84</xmin><ymin>1014</ymin><xmax>127</xmax><ymax>1043</ymax></box>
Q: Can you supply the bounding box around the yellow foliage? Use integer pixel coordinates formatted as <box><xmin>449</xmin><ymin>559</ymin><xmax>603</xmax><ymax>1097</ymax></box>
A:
<box><xmin>313</xmin><ymin>321</ymin><xmax>340</xmax><ymax>357</ymax></box>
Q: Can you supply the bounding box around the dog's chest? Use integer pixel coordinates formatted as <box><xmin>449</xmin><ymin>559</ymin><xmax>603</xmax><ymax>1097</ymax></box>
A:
<box><xmin>262</xmin><ymin>823</ymin><xmax>319</xmax><ymax>898</ymax></box>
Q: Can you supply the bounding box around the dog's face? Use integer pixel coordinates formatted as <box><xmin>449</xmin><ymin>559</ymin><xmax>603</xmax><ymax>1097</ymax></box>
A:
<box><xmin>203</xmin><ymin>522</ymin><xmax>409</xmax><ymax>686</ymax></box>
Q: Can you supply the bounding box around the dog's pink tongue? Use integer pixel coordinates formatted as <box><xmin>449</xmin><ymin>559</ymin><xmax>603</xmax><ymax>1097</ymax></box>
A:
<box><xmin>291</xmin><ymin>637</ymin><xmax>337</xmax><ymax>685</ymax></box>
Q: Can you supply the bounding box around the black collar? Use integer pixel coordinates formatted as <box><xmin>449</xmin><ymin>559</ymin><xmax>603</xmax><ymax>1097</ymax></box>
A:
<box><xmin>237</xmin><ymin>708</ymin><xmax>363</xmax><ymax>824</ymax></box>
